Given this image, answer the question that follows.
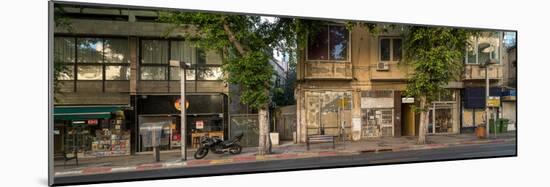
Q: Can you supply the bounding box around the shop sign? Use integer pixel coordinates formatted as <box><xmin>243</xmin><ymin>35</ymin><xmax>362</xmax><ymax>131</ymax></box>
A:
<box><xmin>87</xmin><ymin>119</ymin><xmax>98</xmax><ymax>125</ymax></box>
<box><xmin>487</xmin><ymin>96</ymin><xmax>501</xmax><ymax>107</ymax></box>
<box><xmin>338</xmin><ymin>98</ymin><xmax>350</xmax><ymax>108</ymax></box>
<box><xmin>174</xmin><ymin>98</ymin><xmax>190</xmax><ymax>111</ymax></box>
<box><xmin>402</xmin><ymin>97</ymin><xmax>415</xmax><ymax>103</ymax></box>
<box><xmin>196</xmin><ymin>120</ymin><xmax>204</xmax><ymax>129</ymax></box>
<box><xmin>361</xmin><ymin>97</ymin><xmax>393</xmax><ymax>109</ymax></box>
<box><xmin>72</xmin><ymin>121</ymin><xmax>85</xmax><ymax>125</ymax></box>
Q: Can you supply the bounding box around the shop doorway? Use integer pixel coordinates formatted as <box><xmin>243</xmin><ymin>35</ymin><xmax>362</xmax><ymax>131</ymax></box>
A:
<box><xmin>401</xmin><ymin>103</ymin><xmax>417</xmax><ymax>136</ymax></box>
<box><xmin>305</xmin><ymin>91</ymin><xmax>352</xmax><ymax>137</ymax></box>
<box><xmin>361</xmin><ymin>108</ymin><xmax>394</xmax><ymax>138</ymax></box>
<box><xmin>427</xmin><ymin>103</ymin><xmax>454</xmax><ymax>134</ymax></box>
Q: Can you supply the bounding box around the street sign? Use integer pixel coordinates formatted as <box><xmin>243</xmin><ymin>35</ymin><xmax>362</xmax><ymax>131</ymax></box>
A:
<box><xmin>196</xmin><ymin>120</ymin><xmax>204</xmax><ymax>129</ymax></box>
<box><xmin>487</xmin><ymin>96</ymin><xmax>500</xmax><ymax>107</ymax></box>
<box><xmin>402</xmin><ymin>97</ymin><xmax>414</xmax><ymax>103</ymax></box>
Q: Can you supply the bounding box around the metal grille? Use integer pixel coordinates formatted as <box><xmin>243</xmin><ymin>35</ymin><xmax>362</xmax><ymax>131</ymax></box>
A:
<box><xmin>229</xmin><ymin>114</ymin><xmax>259</xmax><ymax>147</ymax></box>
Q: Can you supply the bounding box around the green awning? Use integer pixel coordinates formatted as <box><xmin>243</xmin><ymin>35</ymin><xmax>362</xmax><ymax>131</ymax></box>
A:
<box><xmin>54</xmin><ymin>106</ymin><xmax>124</xmax><ymax>121</ymax></box>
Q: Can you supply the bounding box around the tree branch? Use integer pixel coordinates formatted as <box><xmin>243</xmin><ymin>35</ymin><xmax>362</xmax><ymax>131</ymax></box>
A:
<box><xmin>221</xmin><ymin>16</ymin><xmax>247</xmax><ymax>56</ymax></box>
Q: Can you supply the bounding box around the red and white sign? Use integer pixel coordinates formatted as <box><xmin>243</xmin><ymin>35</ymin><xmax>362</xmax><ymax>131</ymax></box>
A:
<box><xmin>87</xmin><ymin>119</ymin><xmax>98</xmax><ymax>125</ymax></box>
<box><xmin>196</xmin><ymin>120</ymin><xmax>204</xmax><ymax>129</ymax></box>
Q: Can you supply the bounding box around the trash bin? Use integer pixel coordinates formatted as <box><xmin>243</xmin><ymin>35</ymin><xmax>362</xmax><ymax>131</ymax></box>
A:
<box><xmin>489</xmin><ymin>119</ymin><xmax>497</xmax><ymax>133</ymax></box>
<box><xmin>500</xmin><ymin>119</ymin><xmax>509</xmax><ymax>133</ymax></box>
<box><xmin>476</xmin><ymin>126</ymin><xmax>486</xmax><ymax>138</ymax></box>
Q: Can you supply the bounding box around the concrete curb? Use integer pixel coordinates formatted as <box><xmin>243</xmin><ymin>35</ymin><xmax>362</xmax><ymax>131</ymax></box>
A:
<box><xmin>55</xmin><ymin>137</ymin><xmax>515</xmax><ymax>177</ymax></box>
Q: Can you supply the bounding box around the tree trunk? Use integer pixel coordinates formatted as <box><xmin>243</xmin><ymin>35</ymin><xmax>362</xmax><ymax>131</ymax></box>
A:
<box><xmin>417</xmin><ymin>96</ymin><xmax>427</xmax><ymax>144</ymax></box>
<box><xmin>257</xmin><ymin>107</ymin><xmax>271</xmax><ymax>155</ymax></box>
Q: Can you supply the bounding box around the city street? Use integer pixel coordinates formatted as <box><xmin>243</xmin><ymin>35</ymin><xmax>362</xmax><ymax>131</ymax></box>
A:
<box><xmin>54</xmin><ymin>140</ymin><xmax>516</xmax><ymax>186</ymax></box>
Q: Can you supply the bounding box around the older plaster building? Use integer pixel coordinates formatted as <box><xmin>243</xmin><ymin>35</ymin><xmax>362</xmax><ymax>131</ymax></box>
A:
<box><xmin>294</xmin><ymin>23</ymin><xmax>513</xmax><ymax>143</ymax></box>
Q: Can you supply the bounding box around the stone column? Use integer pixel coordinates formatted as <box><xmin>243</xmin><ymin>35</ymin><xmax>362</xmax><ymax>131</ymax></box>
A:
<box><xmin>351</xmin><ymin>90</ymin><xmax>362</xmax><ymax>141</ymax></box>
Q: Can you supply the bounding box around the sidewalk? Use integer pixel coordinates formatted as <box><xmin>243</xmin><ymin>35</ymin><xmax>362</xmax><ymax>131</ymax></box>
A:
<box><xmin>54</xmin><ymin>132</ymin><xmax>516</xmax><ymax>177</ymax></box>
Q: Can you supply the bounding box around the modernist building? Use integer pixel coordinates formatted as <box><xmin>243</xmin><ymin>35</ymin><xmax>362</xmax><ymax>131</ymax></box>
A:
<box><xmin>294</xmin><ymin>23</ymin><xmax>516</xmax><ymax>142</ymax></box>
<box><xmin>52</xmin><ymin>4</ymin><xmax>287</xmax><ymax>157</ymax></box>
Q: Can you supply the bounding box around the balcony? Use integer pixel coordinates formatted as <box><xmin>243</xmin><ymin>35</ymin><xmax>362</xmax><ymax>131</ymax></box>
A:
<box><xmin>463</xmin><ymin>65</ymin><xmax>503</xmax><ymax>81</ymax></box>
<box><xmin>304</xmin><ymin>62</ymin><xmax>352</xmax><ymax>80</ymax></box>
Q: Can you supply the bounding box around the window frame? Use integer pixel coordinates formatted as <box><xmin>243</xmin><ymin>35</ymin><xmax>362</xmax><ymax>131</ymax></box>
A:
<box><xmin>139</xmin><ymin>38</ymin><xmax>224</xmax><ymax>81</ymax></box>
<box><xmin>464</xmin><ymin>32</ymin><xmax>502</xmax><ymax>65</ymax></box>
<box><xmin>54</xmin><ymin>35</ymin><xmax>131</xmax><ymax>93</ymax></box>
<box><xmin>305</xmin><ymin>24</ymin><xmax>352</xmax><ymax>63</ymax></box>
<box><xmin>378</xmin><ymin>36</ymin><xmax>403</xmax><ymax>63</ymax></box>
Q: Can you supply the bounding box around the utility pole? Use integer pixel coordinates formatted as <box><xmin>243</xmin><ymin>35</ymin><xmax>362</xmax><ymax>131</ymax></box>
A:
<box><xmin>483</xmin><ymin>59</ymin><xmax>496</xmax><ymax>138</ymax></box>
<box><xmin>171</xmin><ymin>60</ymin><xmax>190</xmax><ymax>161</ymax></box>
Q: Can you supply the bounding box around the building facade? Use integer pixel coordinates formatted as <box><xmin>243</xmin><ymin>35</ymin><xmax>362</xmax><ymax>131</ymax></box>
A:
<box><xmin>53</xmin><ymin>5</ymin><xmax>235</xmax><ymax>157</ymax></box>
<box><xmin>295</xmin><ymin>23</ymin><xmax>515</xmax><ymax>143</ymax></box>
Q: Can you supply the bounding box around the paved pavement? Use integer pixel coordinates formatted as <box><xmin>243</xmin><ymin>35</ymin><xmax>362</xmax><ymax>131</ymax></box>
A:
<box><xmin>53</xmin><ymin>132</ymin><xmax>516</xmax><ymax>177</ymax></box>
<box><xmin>54</xmin><ymin>141</ymin><xmax>516</xmax><ymax>186</ymax></box>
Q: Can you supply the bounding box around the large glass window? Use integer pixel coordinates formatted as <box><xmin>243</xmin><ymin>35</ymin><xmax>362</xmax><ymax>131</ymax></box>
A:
<box><xmin>54</xmin><ymin>37</ymin><xmax>76</xmax><ymax>81</ymax></box>
<box><xmin>54</xmin><ymin>37</ymin><xmax>75</xmax><ymax>63</ymax></box>
<box><xmin>329</xmin><ymin>26</ymin><xmax>349</xmax><ymax>60</ymax></box>
<box><xmin>170</xmin><ymin>41</ymin><xmax>193</xmax><ymax>65</ymax></box>
<box><xmin>141</xmin><ymin>40</ymin><xmax>168</xmax><ymax>64</ymax></box>
<box><xmin>54</xmin><ymin>36</ymin><xmax>130</xmax><ymax>81</ymax></box>
<box><xmin>465</xmin><ymin>32</ymin><xmax>501</xmax><ymax>64</ymax></box>
<box><xmin>106</xmin><ymin>65</ymin><xmax>130</xmax><ymax>80</ymax></box>
<box><xmin>77</xmin><ymin>38</ymin><xmax>104</xmax><ymax>63</ymax></box>
<box><xmin>379</xmin><ymin>37</ymin><xmax>403</xmax><ymax>62</ymax></box>
<box><xmin>140</xmin><ymin>66</ymin><xmax>167</xmax><ymax>80</ymax></box>
<box><xmin>307</xmin><ymin>25</ymin><xmax>349</xmax><ymax>61</ymax></box>
<box><xmin>170</xmin><ymin>68</ymin><xmax>195</xmax><ymax>81</ymax></box>
<box><xmin>104</xmin><ymin>38</ymin><xmax>130</xmax><ymax>64</ymax></box>
<box><xmin>140</xmin><ymin>40</ymin><xmax>223</xmax><ymax>81</ymax></box>
<box><xmin>197</xmin><ymin>67</ymin><xmax>223</xmax><ymax>80</ymax></box>
<box><xmin>140</xmin><ymin>40</ymin><xmax>169</xmax><ymax>80</ymax></box>
<box><xmin>77</xmin><ymin>65</ymin><xmax>102</xmax><ymax>80</ymax></box>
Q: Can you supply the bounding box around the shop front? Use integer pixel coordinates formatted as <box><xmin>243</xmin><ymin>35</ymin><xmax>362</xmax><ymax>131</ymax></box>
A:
<box><xmin>426</xmin><ymin>90</ymin><xmax>460</xmax><ymax>134</ymax></box>
<box><xmin>304</xmin><ymin>91</ymin><xmax>352</xmax><ymax>139</ymax></box>
<box><xmin>53</xmin><ymin>105</ymin><xmax>132</xmax><ymax>158</ymax></box>
<box><xmin>360</xmin><ymin>90</ymin><xmax>396</xmax><ymax>138</ymax></box>
<box><xmin>461</xmin><ymin>87</ymin><xmax>500</xmax><ymax>133</ymax></box>
<box><xmin>135</xmin><ymin>94</ymin><xmax>228</xmax><ymax>152</ymax></box>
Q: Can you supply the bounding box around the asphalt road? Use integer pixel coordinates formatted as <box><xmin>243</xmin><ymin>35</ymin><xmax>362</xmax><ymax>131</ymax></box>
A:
<box><xmin>54</xmin><ymin>141</ymin><xmax>516</xmax><ymax>186</ymax></box>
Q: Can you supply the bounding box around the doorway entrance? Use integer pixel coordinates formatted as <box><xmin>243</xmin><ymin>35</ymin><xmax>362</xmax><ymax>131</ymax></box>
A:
<box><xmin>361</xmin><ymin>108</ymin><xmax>393</xmax><ymax>138</ymax></box>
<box><xmin>427</xmin><ymin>103</ymin><xmax>454</xmax><ymax>134</ymax></box>
<box><xmin>401</xmin><ymin>103</ymin><xmax>417</xmax><ymax>136</ymax></box>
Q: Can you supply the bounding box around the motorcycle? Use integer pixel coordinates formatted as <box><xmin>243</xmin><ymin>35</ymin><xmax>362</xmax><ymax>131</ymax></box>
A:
<box><xmin>194</xmin><ymin>133</ymin><xmax>243</xmax><ymax>159</ymax></box>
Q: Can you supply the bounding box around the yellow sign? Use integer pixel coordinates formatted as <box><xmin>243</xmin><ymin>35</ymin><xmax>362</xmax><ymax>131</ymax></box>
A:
<box><xmin>174</xmin><ymin>98</ymin><xmax>189</xmax><ymax>111</ymax></box>
<box><xmin>487</xmin><ymin>96</ymin><xmax>500</xmax><ymax>107</ymax></box>
<box><xmin>338</xmin><ymin>98</ymin><xmax>349</xmax><ymax>108</ymax></box>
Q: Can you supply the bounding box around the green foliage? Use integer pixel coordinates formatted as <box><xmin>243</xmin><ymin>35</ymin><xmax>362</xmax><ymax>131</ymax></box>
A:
<box><xmin>158</xmin><ymin>12</ymin><xmax>309</xmax><ymax>110</ymax></box>
<box><xmin>402</xmin><ymin>26</ymin><xmax>479</xmax><ymax>110</ymax></box>
<box><xmin>224</xmin><ymin>51</ymin><xmax>274</xmax><ymax>109</ymax></box>
<box><xmin>53</xmin><ymin>6</ymin><xmax>73</xmax><ymax>103</ymax></box>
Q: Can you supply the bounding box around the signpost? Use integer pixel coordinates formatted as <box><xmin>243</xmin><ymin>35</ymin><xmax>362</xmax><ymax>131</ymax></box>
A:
<box><xmin>487</xmin><ymin>96</ymin><xmax>501</xmax><ymax>107</ymax></box>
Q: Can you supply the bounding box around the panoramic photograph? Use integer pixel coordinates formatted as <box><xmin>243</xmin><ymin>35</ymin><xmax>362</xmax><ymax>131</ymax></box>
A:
<box><xmin>49</xmin><ymin>1</ymin><xmax>517</xmax><ymax>185</ymax></box>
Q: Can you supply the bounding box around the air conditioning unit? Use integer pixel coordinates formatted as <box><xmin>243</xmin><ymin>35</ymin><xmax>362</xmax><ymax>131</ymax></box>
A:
<box><xmin>377</xmin><ymin>62</ymin><xmax>389</xmax><ymax>71</ymax></box>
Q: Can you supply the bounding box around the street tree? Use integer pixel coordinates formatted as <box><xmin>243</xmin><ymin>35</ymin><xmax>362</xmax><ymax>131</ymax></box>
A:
<box><xmin>159</xmin><ymin>12</ymin><xmax>322</xmax><ymax>155</ymax></box>
<box><xmin>402</xmin><ymin>26</ymin><xmax>478</xmax><ymax>144</ymax></box>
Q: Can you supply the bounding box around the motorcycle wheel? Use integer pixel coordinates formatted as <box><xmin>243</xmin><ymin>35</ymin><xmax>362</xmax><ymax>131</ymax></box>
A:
<box><xmin>194</xmin><ymin>147</ymin><xmax>209</xmax><ymax>159</ymax></box>
<box><xmin>229</xmin><ymin>144</ymin><xmax>242</xmax><ymax>154</ymax></box>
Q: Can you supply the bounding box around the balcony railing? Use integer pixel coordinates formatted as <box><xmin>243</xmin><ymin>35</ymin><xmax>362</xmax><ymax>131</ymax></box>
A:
<box><xmin>304</xmin><ymin>62</ymin><xmax>352</xmax><ymax>80</ymax></box>
<box><xmin>463</xmin><ymin>65</ymin><xmax>502</xmax><ymax>80</ymax></box>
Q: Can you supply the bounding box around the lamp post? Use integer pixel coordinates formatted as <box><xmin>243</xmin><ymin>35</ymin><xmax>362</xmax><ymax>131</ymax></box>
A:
<box><xmin>481</xmin><ymin>58</ymin><xmax>497</xmax><ymax>138</ymax></box>
<box><xmin>170</xmin><ymin>60</ymin><xmax>190</xmax><ymax>161</ymax></box>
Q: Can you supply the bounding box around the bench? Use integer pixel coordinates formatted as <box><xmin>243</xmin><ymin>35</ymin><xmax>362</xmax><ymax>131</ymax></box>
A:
<box><xmin>306</xmin><ymin>135</ymin><xmax>336</xmax><ymax>151</ymax></box>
